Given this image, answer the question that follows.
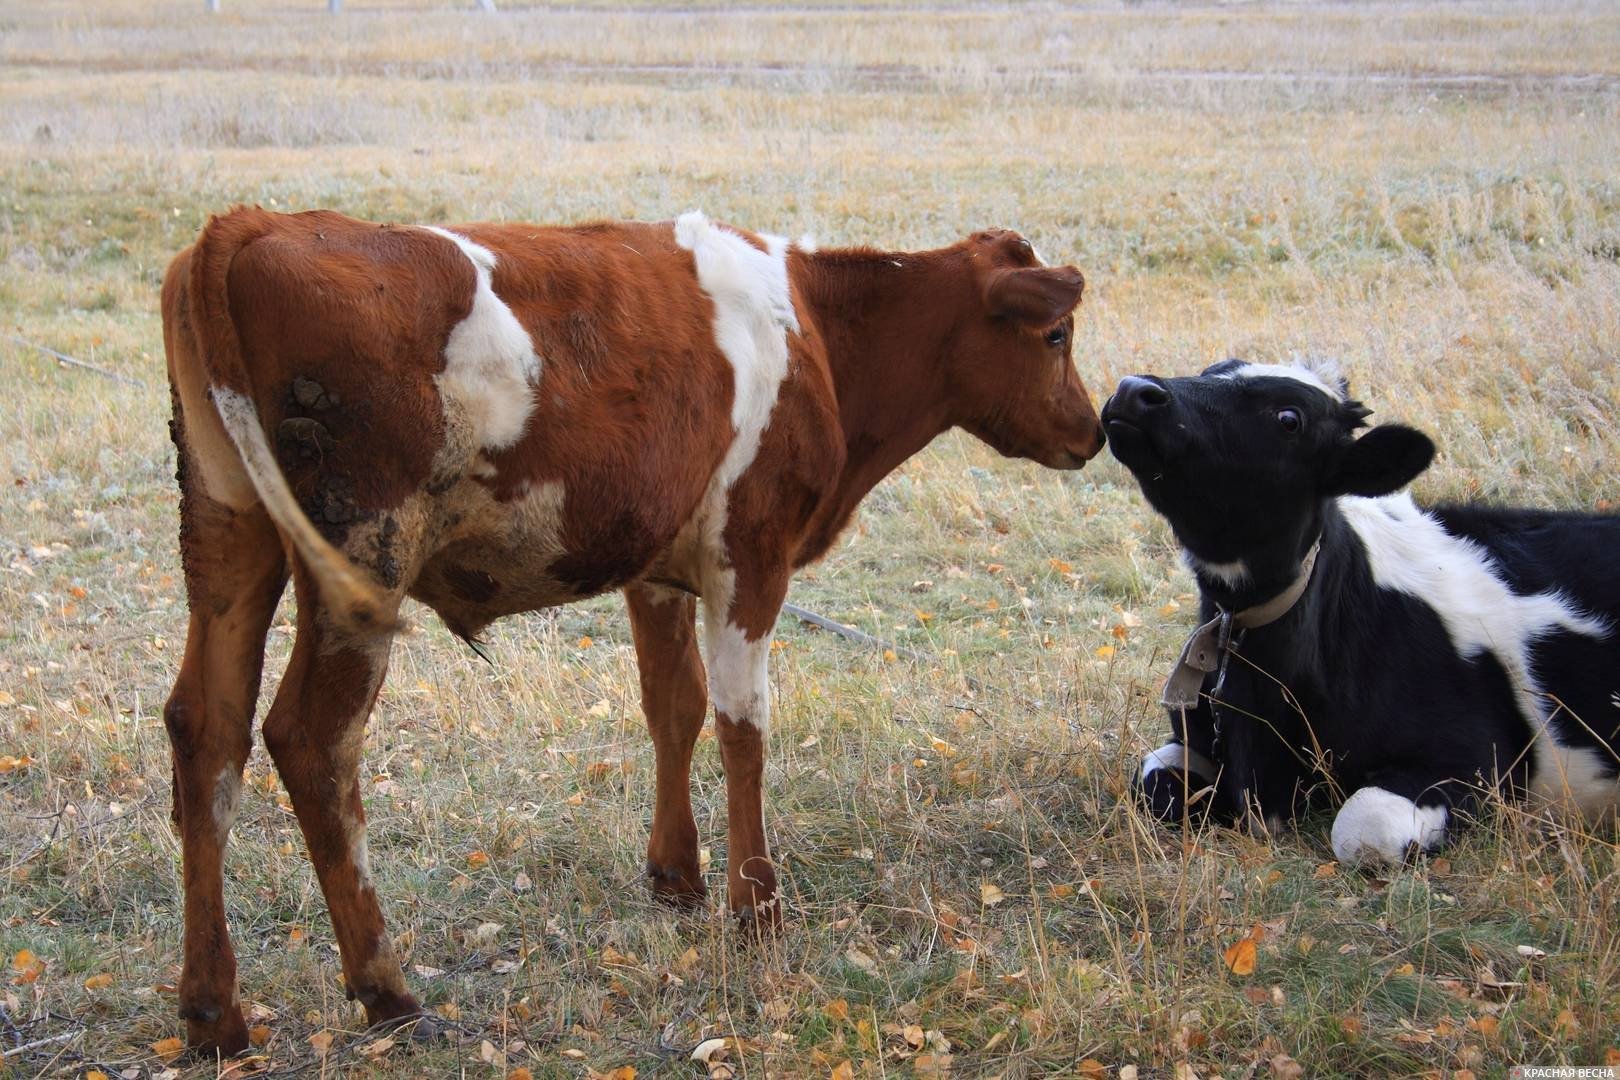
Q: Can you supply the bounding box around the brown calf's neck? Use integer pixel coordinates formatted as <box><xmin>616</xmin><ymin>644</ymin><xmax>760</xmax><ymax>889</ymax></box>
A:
<box><xmin>790</xmin><ymin>245</ymin><xmax>964</xmax><ymax>564</ymax></box>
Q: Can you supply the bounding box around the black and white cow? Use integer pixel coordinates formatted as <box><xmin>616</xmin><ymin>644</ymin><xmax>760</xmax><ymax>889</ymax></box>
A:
<box><xmin>1101</xmin><ymin>357</ymin><xmax>1620</xmax><ymax>862</ymax></box>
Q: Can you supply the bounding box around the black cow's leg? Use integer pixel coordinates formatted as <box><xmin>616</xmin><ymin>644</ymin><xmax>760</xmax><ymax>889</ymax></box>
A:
<box><xmin>1330</xmin><ymin>770</ymin><xmax>1452</xmax><ymax>864</ymax></box>
<box><xmin>1137</xmin><ymin>700</ymin><xmax>1224</xmax><ymax>824</ymax></box>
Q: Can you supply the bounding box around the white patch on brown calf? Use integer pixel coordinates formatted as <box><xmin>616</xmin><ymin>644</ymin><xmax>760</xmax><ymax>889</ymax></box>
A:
<box><xmin>413</xmin><ymin>479</ymin><xmax>578</xmax><ymax>627</ymax></box>
<box><xmin>422</xmin><ymin>227</ymin><xmax>541</xmax><ymax>453</ymax></box>
<box><xmin>704</xmin><ymin>618</ymin><xmax>773</xmax><ymax>733</ymax></box>
<box><xmin>351</xmin><ymin>832</ymin><xmax>373</xmax><ymax>891</ymax></box>
<box><xmin>211</xmin><ymin>766</ymin><xmax>243</xmax><ymax>842</ymax></box>
<box><xmin>641</xmin><ymin>583</ymin><xmax>690</xmax><ymax>607</ymax></box>
<box><xmin>174</xmin><ymin>353</ymin><xmax>256</xmax><ymax>509</ymax></box>
<box><xmin>673</xmin><ymin>211</ymin><xmax>800</xmax><ymax>720</ymax></box>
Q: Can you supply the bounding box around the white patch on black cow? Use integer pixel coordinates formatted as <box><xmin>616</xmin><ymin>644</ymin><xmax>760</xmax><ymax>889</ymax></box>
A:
<box><xmin>1339</xmin><ymin>492</ymin><xmax>1614</xmax><ymax>814</ymax></box>
<box><xmin>1331</xmin><ymin>785</ymin><xmax>1448</xmax><ymax>863</ymax></box>
<box><xmin>1141</xmin><ymin>741</ymin><xmax>1216</xmax><ymax>782</ymax></box>
<box><xmin>1217</xmin><ymin>357</ymin><xmax>1346</xmax><ymax>401</ymax></box>
<box><xmin>1181</xmin><ymin>549</ymin><xmax>1250</xmax><ymax>589</ymax></box>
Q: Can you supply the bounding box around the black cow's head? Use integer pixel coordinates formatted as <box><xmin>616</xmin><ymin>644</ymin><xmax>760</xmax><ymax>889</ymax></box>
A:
<box><xmin>1102</xmin><ymin>358</ymin><xmax>1435</xmax><ymax>601</ymax></box>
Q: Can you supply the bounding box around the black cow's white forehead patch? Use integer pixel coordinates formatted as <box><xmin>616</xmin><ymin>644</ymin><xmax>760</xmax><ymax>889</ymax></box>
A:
<box><xmin>1214</xmin><ymin>360</ymin><xmax>1346</xmax><ymax>402</ymax></box>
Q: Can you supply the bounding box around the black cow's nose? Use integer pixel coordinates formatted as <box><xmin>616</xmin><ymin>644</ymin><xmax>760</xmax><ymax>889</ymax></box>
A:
<box><xmin>1113</xmin><ymin>375</ymin><xmax>1171</xmax><ymax>416</ymax></box>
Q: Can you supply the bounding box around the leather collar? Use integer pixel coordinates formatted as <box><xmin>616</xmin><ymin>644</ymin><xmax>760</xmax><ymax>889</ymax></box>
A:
<box><xmin>1161</xmin><ymin>540</ymin><xmax>1320</xmax><ymax>710</ymax></box>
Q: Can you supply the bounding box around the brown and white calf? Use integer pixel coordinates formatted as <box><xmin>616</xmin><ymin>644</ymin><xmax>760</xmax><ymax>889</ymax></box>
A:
<box><xmin>161</xmin><ymin>205</ymin><xmax>1102</xmax><ymax>1052</ymax></box>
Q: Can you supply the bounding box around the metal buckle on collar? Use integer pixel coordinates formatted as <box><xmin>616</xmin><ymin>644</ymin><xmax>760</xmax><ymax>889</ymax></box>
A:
<box><xmin>1161</xmin><ymin>609</ymin><xmax>1231</xmax><ymax>711</ymax></box>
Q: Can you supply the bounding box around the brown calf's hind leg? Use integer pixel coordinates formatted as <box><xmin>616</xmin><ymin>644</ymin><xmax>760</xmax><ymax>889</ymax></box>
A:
<box><xmin>626</xmin><ymin>584</ymin><xmax>709</xmax><ymax>908</ymax></box>
<box><xmin>164</xmin><ymin>494</ymin><xmax>287</xmax><ymax>1054</ymax></box>
<box><xmin>262</xmin><ymin>571</ymin><xmax>420</xmax><ymax>1031</ymax></box>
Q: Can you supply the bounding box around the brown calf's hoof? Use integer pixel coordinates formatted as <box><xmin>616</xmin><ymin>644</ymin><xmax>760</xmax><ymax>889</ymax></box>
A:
<box><xmin>647</xmin><ymin>860</ymin><xmax>707</xmax><ymax>910</ymax></box>
<box><xmin>731</xmin><ymin>894</ymin><xmax>784</xmax><ymax>938</ymax></box>
<box><xmin>372</xmin><ymin>1011</ymin><xmax>457</xmax><ymax>1044</ymax></box>
<box><xmin>183</xmin><ymin>1005</ymin><xmax>251</xmax><ymax>1058</ymax></box>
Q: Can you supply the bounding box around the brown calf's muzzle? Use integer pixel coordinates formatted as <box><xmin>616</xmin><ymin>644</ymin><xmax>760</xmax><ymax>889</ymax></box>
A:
<box><xmin>962</xmin><ymin>241</ymin><xmax>1102</xmax><ymax>469</ymax></box>
<box><xmin>1046</xmin><ymin>365</ymin><xmax>1106</xmax><ymax>468</ymax></box>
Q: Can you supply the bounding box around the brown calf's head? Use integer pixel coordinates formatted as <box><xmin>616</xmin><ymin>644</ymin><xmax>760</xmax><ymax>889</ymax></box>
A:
<box><xmin>946</xmin><ymin>229</ymin><xmax>1103</xmax><ymax>469</ymax></box>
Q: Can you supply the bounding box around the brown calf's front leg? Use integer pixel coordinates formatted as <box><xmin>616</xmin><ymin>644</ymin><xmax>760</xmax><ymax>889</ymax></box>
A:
<box><xmin>702</xmin><ymin>573</ymin><xmax>789</xmax><ymax>928</ymax></box>
<box><xmin>164</xmin><ymin>496</ymin><xmax>287</xmax><ymax>1055</ymax></box>
<box><xmin>261</xmin><ymin>573</ymin><xmax>419</xmax><ymax>1030</ymax></box>
<box><xmin>626</xmin><ymin>584</ymin><xmax>710</xmax><ymax>907</ymax></box>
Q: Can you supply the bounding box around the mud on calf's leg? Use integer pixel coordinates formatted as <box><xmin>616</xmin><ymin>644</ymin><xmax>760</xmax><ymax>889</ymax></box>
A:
<box><xmin>1137</xmin><ymin>742</ymin><xmax>1219</xmax><ymax>824</ymax></box>
<box><xmin>626</xmin><ymin>585</ymin><xmax>709</xmax><ymax>908</ymax></box>
<box><xmin>165</xmin><ymin>498</ymin><xmax>286</xmax><ymax>1054</ymax></box>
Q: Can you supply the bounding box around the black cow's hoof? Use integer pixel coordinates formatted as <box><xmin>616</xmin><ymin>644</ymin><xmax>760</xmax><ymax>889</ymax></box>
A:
<box><xmin>1138</xmin><ymin>767</ymin><xmax>1215</xmax><ymax>824</ymax></box>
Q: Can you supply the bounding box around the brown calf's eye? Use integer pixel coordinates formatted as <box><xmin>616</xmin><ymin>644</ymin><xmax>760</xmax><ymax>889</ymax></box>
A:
<box><xmin>1045</xmin><ymin>326</ymin><xmax>1067</xmax><ymax>348</ymax></box>
<box><xmin>1277</xmin><ymin>408</ymin><xmax>1303</xmax><ymax>432</ymax></box>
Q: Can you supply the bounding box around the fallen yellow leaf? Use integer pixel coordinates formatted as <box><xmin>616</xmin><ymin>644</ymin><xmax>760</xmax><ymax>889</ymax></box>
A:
<box><xmin>1223</xmin><ymin>937</ymin><xmax>1258</xmax><ymax>977</ymax></box>
<box><xmin>151</xmin><ymin>1037</ymin><xmax>185</xmax><ymax>1063</ymax></box>
<box><xmin>11</xmin><ymin>949</ymin><xmax>44</xmax><ymax>984</ymax></box>
<box><xmin>979</xmin><ymin>882</ymin><xmax>1006</xmax><ymax>906</ymax></box>
<box><xmin>359</xmin><ymin>1035</ymin><xmax>396</xmax><ymax>1058</ymax></box>
<box><xmin>82</xmin><ymin>972</ymin><xmax>114</xmax><ymax>990</ymax></box>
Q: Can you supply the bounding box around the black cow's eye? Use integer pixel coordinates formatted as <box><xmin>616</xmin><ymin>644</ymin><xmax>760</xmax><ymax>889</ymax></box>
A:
<box><xmin>1277</xmin><ymin>408</ymin><xmax>1303</xmax><ymax>433</ymax></box>
<box><xmin>1045</xmin><ymin>326</ymin><xmax>1067</xmax><ymax>348</ymax></box>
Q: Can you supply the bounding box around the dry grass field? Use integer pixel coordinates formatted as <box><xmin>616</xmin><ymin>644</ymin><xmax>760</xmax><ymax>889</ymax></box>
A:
<box><xmin>3</xmin><ymin>1</ymin><xmax>1619</xmax><ymax>1077</ymax></box>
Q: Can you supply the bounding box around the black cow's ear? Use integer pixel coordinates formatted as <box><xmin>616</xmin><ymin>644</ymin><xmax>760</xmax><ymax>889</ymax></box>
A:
<box><xmin>1324</xmin><ymin>424</ymin><xmax>1435</xmax><ymax>497</ymax></box>
<box><xmin>1200</xmin><ymin>358</ymin><xmax>1245</xmax><ymax>377</ymax></box>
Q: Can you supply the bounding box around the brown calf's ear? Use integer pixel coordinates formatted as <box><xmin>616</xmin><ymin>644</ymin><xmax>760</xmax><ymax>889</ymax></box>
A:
<box><xmin>983</xmin><ymin>266</ymin><xmax>1085</xmax><ymax>329</ymax></box>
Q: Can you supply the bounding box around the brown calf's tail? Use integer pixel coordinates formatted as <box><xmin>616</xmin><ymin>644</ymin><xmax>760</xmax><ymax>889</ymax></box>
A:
<box><xmin>188</xmin><ymin>207</ymin><xmax>399</xmax><ymax>634</ymax></box>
